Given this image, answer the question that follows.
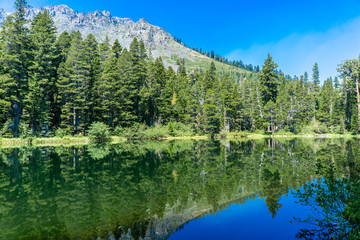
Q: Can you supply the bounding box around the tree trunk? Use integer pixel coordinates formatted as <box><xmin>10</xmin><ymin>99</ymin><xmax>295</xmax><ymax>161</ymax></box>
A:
<box><xmin>14</xmin><ymin>102</ymin><xmax>21</xmax><ymax>137</ymax></box>
<box><xmin>313</xmin><ymin>95</ymin><xmax>316</xmax><ymax>121</ymax></box>
<box><xmin>356</xmin><ymin>77</ymin><xmax>360</xmax><ymax>131</ymax></box>
<box><xmin>73</xmin><ymin>108</ymin><xmax>77</xmax><ymax>134</ymax></box>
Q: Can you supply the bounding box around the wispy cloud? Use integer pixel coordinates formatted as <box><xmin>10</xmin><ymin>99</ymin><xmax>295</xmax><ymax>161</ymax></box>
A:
<box><xmin>226</xmin><ymin>16</ymin><xmax>360</xmax><ymax>80</ymax></box>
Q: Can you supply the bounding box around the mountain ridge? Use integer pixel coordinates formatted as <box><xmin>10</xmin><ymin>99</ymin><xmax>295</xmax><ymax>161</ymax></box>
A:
<box><xmin>0</xmin><ymin>4</ymin><xmax>248</xmax><ymax>76</ymax></box>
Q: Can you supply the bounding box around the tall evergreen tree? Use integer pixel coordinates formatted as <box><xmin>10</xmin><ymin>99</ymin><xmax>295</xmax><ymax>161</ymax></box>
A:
<box><xmin>83</xmin><ymin>34</ymin><xmax>101</xmax><ymax>128</ymax></box>
<box><xmin>338</xmin><ymin>59</ymin><xmax>360</xmax><ymax>132</ymax></box>
<box><xmin>129</xmin><ymin>37</ymin><xmax>148</xmax><ymax>119</ymax></box>
<box><xmin>98</xmin><ymin>39</ymin><xmax>122</xmax><ymax>127</ymax></box>
<box><xmin>312</xmin><ymin>62</ymin><xmax>320</xmax><ymax>120</ymax></box>
<box><xmin>99</xmin><ymin>35</ymin><xmax>111</xmax><ymax>71</ymax></box>
<box><xmin>317</xmin><ymin>78</ymin><xmax>333</xmax><ymax>126</ymax></box>
<box><xmin>312</xmin><ymin>63</ymin><xmax>320</xmax><ymax>93</ymax></box>
<box><xmin>25</xmin><ymin>10</ymin><xmax>58</xmax><ymax>135</ymax></box>
<box><xmin>0</xmin><ymin>0</ymin><xmax>31</xmax><ymax>136</ymax></box>
<box><xmin>116</xmin><ymin>49</ymin><xmax>137</xmax><ymax>126</ymax></box>
<box><xmin>55</xmin><ymin>31</ymin><xmax>71</xmax><ymax>64</ymax></box>
<box><xmin>219</xmin><ymin>75</ymin><xmax>237</xmax><ymax>132</ymax></box>
<box><xmin>259</xmin><ymin>54</ymin><xmax>279</xmax><ymax>105</ymax></box>
<box><xmin>57</xmin><ymin>31</ymin><xmax>90</xmax><ymax>134</ymax></box>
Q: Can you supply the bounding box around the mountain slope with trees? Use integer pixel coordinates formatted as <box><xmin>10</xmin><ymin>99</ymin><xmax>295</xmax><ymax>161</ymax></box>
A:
<box><xmin>0</xmin><ymin>4</ymin><xmax>252</xmax><ymax>80</ymax></box>
<box><xmin>0</xmin><ymin>0</ymin><xmax>359</xmax><ymax>138</ymax></box>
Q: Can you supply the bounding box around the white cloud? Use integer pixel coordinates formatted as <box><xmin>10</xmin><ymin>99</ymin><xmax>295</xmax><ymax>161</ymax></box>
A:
<box><xmin>226</xmin><ymin>16</ymin><xmax>360</xmax><ymax>80</ymax></box>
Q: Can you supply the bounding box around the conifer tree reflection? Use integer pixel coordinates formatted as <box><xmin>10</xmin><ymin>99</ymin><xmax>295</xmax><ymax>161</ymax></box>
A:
<box><xmin>0</xmin><ymin>139</ymin><xmax>355</xmax><ymax>239</ymax></box>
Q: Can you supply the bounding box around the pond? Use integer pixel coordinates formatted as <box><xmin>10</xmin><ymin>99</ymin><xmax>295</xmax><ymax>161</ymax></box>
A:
<box><xmin>0</xmin><ymin>138</ymin><xmax>358</xmax><ymax>239</ymax></box>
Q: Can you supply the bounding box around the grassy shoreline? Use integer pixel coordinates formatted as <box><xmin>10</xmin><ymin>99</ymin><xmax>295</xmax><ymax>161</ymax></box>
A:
<box><xmin>0</xmin><ymin>133</ymin><xmax>358</xmax><ymax>148</ymax></box>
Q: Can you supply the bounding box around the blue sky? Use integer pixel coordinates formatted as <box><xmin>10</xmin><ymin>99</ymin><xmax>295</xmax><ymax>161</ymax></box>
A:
<box><xmin>2</xmin><ymin>0</ymin><xmax>360</xmax><ymax>79</ymax></box>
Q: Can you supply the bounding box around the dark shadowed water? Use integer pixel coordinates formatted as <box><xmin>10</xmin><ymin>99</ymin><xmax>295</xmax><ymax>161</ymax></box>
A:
<box><xmin>0</xmin><ymin>138</ymin><xmax>358</xmax><ymax>239</ymax></box>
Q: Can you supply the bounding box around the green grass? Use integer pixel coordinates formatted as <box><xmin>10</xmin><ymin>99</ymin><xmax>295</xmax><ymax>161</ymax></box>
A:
<box><xmin>167</xmin><ymin>40</ymin><xmax>251</xmax><ymax>78</ymax></box>
<box><xmin>0</xmin><ymin>133</ymin><xmax>357</xmax><ymax>148</ymax></box>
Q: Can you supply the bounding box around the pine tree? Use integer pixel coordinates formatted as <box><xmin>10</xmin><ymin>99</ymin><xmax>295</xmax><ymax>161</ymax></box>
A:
<box><xmin>338</xmin><ymin>59</ymin><xmax>360</xmax><ymax>132</ymax></box>
<box><xmin>203</xmin><ymin>88</ymin><xmax>220</xmax><ymax>134</ymax></box>
<box><xmin>275</xmin><ymin>80</ymin><xmax>288</xmax><ymax>131</ymax></box>
<box><xmin>351</xmin><ymin>105</ymin><xmax>359</xmax><ymax>134</ymax></box>
<box><xmin>334</xmin><ymin>76</ymin><xmax>340</xmax><ymax>89</ymax></box>
<box><xmin>129</xmin><ymin>37</ymin><xmax>148</xmax><ymax>119</ymax></box>
<box><xmin>264</xmin><ymin>100</ymin><xmax>276</xmax><ymax>134</ymax></box>
<box><xmin>312</xmin><ymin>62</ymin><xmax>320</xmax><ymax>120</ymax></box>
<box><xmin>317</xmin><ymin>78</ymin><xmax>333</xmax><ymax>126</ymax></box>
<box><xmin>177</xmin><ymin>66</ymin><xmax>192</xmax><ymax>124</ymax></box>
<box><xmin>188</xmin><ymin>70</ymin><xmax>203</xmax><ymax>131</ymax></box>
<box><xmin>57</xmin><ymin>31</ymin><xmax>90</xmax><ymax>134</ymax></box>
<box><xmin>0</xmin><ymin>0</ymin><xmax>31</xmax><ymax>136</ymax></box>
<box><xmin>116</xmin><ymin>49</ymin><xmax>137</xmax><ymax>126</ymax></box>
<box><xmin>203</xmin><ymin>62</ymin><xmax>217</xmax><ymax>90</ymax></box>
<box><xmin>219</xmin><ymin>75</ymin><xmax>237</xmax><ymax>132</ymax></box>
<box><xmin>49</xmin><ymin>31</ymin><xmax>72</xmax><ymax>129</ymax></box>
<box><xmin>259</xmin><ymin>54</ymin><xmax>279</xmax><ymax>105</ymax></box>
<box><xmin>0</xmin><ymin>74</ymin><xmax>15</xmax><ymax>126</ymax></box>
<box><xmin>99</xmin><ymin>35</ymin><xmax>111</xmax><ymax>71</ymax></box>
<box><xmin>55</xmin><ymin>31</ymin><xmax>71</xmax><ymax>64</ymax></box>
<box><xmin>83</xmin><ymin>34</ymin><xmax>101</xmax><ymax>128</ymax></box>
<box><xmin>98</xmin><ymin>39</ymin><xmax>122</xmax><ymax>127</ymax></box>
<box><xmin>157</xmin><ymin>66</ymin><xmax>177</xmax><ymax>123</ymax></box>
<box><xmin>25</xmin><ymin>10</ymin><xmax>58</xmax><ymax>135</ymax></box>
<box><xmin>141</xmin><ymin>57</ymin><xmax>166</xmax><ymax>125</ymax></box>
<box><xmin>312</xmin><ymin>63</ymin><xmax>320</xmax><ymax>93</ymax></box>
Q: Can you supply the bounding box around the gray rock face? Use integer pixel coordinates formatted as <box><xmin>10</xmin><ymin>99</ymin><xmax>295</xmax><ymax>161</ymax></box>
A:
<box><xmin>0</xmin><ymin>5</ymin><xmax>202</xmax><ymax>68</ymax></box>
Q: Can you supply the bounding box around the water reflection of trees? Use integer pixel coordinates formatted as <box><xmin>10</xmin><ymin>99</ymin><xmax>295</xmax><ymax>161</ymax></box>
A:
<box><xmin>0</xmin><ymin>138</ymin><xmax>358</xmax><ymax>239</ymax></box>
<box><xmin>294</xmin><ymin>155</ymin><xmax>360</xmax><ymax>239</ymax></box>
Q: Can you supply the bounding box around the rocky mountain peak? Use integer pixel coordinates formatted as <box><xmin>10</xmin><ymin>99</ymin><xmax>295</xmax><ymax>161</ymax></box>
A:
<box><xmin>0</xmin><ymin>4</ymin><xmax>205</xmax><ymax>70</ymax></box>
<box><xmin>138</xmin><ymin>18</ymin><xmax>147</xmax><ymax>24</ymax></box>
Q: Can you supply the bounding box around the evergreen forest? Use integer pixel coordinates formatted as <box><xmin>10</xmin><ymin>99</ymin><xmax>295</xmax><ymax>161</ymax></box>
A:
<box><xmin>1</xmin><ymin>0</ymin><xmax>360</xmax><ymax>138</ymax></box>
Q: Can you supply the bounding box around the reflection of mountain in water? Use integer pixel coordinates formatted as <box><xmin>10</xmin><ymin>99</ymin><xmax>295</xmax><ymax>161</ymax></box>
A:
<box><xmin>0</xmin><ymin>138</ymin><xmax>358</xmax><ymax>240</ymax></box>
<box><xmin>108</xmin><ymin>194</ymin><xmax>259</xmax><ymax>240</ymax></box>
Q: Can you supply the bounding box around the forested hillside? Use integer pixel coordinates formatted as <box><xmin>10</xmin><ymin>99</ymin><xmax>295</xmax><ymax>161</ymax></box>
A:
<box><xmin>0</xmin><ymin>4</ymin><xmax>252</xmax><ymax>80</ymax></box>
<box><xmin>0</xmin><ymin>0</ymin><xmax>360</xmax><ymax>138</ymax></box>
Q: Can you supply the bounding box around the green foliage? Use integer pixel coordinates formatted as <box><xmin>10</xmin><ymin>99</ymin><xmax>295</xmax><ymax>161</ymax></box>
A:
<box><xmin>0</xmin><ymin>0</ymin><xmax>357</xmax><ymax>137</ymax></box>
<box><xmin>312</xmin><ymin>62</ymin><xmax>320</xmax><ymax>93</ymax></box>
<box><xmin>87</xmin><ymin>142</ymin><xmax>111</xmax><ymax>160</ymax></box>
<box><xmin>19</xmin><ymin>122</ymin><xmax>33</xmax><ymax>138</ymax></box>
<box><xmin>294</xmin><ymin>164</ymin><xmax>360</xmax><ymax>239</ymax></box>
<box><xmin>351</xmin><ymin>106</ymin><xmax>359</xmax><ymax>135</ymax></box>
<box><xmin>115</xmin><ymin>122</ymin><xmax>148</xmax><ymax>139</ymax></box>
<box><xmin>114</xmin><ymin>122</ymin><xmax>194</xmax><ymax>139</ymax></box>
<box><xmin>300</xmin><ymin>120</ymin><xmax>329</xmax><ymax>134</ymax></box>
<box><xmin>168</xmin><ymin>121</ymin><xmax>175</xmax><ymax>136</ymax></box>
<box><xmin>0</xmin><ymin>119</ymin><xmax>13</xmax><ymax>138</ymax></box>
<box><xmin>25</xmin><ymin>10</ymin><xmax>58</xmax><ymax>135</ymax></box>
<box><xmin>255</xmin><ymin>129</ymin><xmax>265</xmax><ymax>135</ymax></box>
<box><xmin>273</xmin><ymin>129</ymin><xmax>294</xmax><ymax>135</ymax></box>
<box><xmin>55</xmin><ymin>128</ymin><xmax>67</xmax><ymax>138</ymax></box>
<box><xmin>143</xmin><ymin>124</ymin><xmax>169</xmax><ymax>139</ymax></box>
<box><xmin>87</xmin><ymin>122</ymin><xmax>111</xmax><ymax>142</ymax></box>
<box><xmin>0</xmin><ymin>0</ymin><xmax>31</xmax><ymax>137</ymax></box>
<box><xmin>170</xmin><ymin>122</ymin><xmax>194</xmax><ymax>137</ymax></box>
<box><xmin>259</xmin><ymin>54</ymin><xmax>279</xmax><ymax>105</ymax></box>
<box><xmin>0</xmin><ymin>136</ymin><xmax>359</xmax><ymax>239</ymax></box>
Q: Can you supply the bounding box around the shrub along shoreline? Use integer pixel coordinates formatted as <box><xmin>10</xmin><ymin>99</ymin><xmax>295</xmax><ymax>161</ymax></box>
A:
<box><xmin>0</xmin><ymin>121</ymin><xmax>357</xmax><ymax>148</ymax></box>
<box><xmin>0</xmin><ymin>132</ymin><xmax>357</xmax><ymax>148</ymax></box>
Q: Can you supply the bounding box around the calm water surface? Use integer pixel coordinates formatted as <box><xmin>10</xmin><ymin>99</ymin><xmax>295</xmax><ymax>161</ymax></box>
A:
<box><xmin>0</xmin><ymin>138</ymin><xmax>358</xmax><ymax>239</ymax></box>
